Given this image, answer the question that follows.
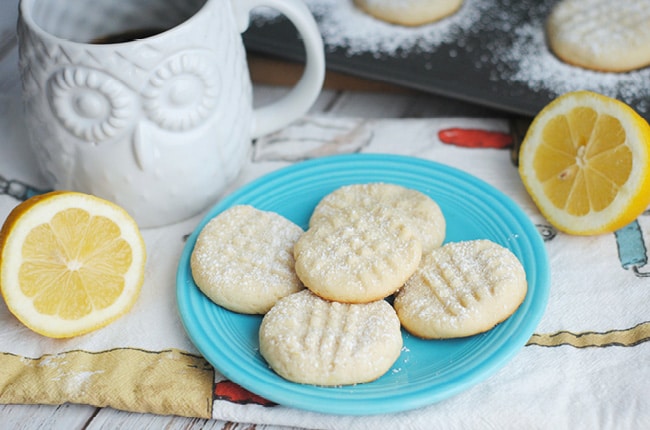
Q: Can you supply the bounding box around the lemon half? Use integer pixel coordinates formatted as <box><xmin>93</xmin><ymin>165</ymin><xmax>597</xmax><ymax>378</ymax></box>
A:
<box><xmin>519</xmin><ymin>91</ymin><xmax>650</xmax><ymax>235</ymax></box>
<box><xmin>0</xmin><ymin>191</ymin><xmax>146</xmax><ymax>338</ymax></box>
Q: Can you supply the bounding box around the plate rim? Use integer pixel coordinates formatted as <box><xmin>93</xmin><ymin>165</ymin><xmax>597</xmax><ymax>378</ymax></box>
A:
<box><xmin>176</xmin><ymin>153</ymin><xmax>550</xmax><ymax>415</ymax></box>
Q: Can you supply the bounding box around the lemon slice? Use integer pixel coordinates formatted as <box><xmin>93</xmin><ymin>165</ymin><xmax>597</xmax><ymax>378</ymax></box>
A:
<box><xmin>0</xmin><ymin>191</ymin><xmax>146</xmax><ymax>338</ymax></box>
<box><xmin>519</xmin><ymin>91</ymin><xmax>650</xmax><ymax>235</ymax></box>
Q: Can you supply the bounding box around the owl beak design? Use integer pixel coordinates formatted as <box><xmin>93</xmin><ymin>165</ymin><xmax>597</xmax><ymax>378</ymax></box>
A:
<box><xmin>131</xmin><ymin>122</ymin><xmax>157</xmax><ymax>172</ymax></box>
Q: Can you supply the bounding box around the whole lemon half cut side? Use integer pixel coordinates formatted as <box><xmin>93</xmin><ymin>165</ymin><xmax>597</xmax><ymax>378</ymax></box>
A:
<box><xmin>519</xmin><ymin>90</ymin><xmax>650</xmax><ymax>235</ymax></box>
<box><xmin>0</xmin><ymin>191</ymin><xmax>146</xmax><ymax>338</ymax></box>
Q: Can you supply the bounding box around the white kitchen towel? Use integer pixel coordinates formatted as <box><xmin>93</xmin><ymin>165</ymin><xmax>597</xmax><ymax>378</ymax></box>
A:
<box><xmin>1</xmin><ymin>92</ymin><xmax>649</xmax><ymax>428</ymax></box>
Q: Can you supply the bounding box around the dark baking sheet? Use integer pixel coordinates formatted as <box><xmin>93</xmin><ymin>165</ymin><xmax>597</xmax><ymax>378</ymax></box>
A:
<box><xmin>243</xmin><ymin>0</ymin><xmax>650</xmax><ymax>121</ymax></box>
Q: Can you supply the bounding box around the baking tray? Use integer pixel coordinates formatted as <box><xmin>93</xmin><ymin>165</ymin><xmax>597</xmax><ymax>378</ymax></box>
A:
<box><xmin>243</xmin><ymin>0</ymin><xmax>650</xmax><ymax>121</ymax></box>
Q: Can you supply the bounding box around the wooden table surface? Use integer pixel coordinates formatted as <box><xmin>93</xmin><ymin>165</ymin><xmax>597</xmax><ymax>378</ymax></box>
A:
<box><xmin>0</xmin><ymin>1</ymin><xmax>508</xmax><ymax>428</ymax></box>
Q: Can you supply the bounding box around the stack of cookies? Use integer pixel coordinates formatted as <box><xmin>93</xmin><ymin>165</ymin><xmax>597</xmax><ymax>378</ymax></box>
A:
<box><xmin>190</xmin><ymin>183</ymin><xmax>527</xmax><ymax>386</ymax></box>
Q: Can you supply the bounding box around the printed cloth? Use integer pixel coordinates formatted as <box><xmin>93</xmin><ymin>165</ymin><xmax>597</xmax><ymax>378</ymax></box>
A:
<box><xmin>1</xmin><ymin>86</ymin><xmax>649</xmax><ymax>428</ymax></box>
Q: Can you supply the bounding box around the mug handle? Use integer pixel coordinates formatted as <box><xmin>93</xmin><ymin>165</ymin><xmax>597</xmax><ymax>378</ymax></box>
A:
<box><xmin>231</xmin><ymin>0</ymin><xmax>325</xmax><ymax>138</ymax></box>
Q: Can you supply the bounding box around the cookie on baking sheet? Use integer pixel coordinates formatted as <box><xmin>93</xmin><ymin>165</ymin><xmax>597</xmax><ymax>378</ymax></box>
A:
<box><xmin>394</xmin><ymin>239</ymin><xmax>527</xmax><ymax>339</ymax></box>
<box><xmin>259</xmin><ymin>290</ymin><xmax>403</xmax><ymax>386</ymax></box>
<box><xmin>546</xmin><ymin>0</ymin><xmax>650</xmax><ymax>72</ymax></box>
<box><xmin>353</xmin><ymin>0</ymin><xmax>463</xmax><ymax>27</ymax></box>
<box><xmin>295</xmin><ymin>205</ymin><xmax>422</xmax><ymax>303</ymax></box>
<box><xmin>310</xmin><ymin>183</ymin><xmax>445</xmax><ymax>253</ymax></box>
<box><xmin>190</xmin><ymin>205</ymin><xmax>304</xmax><ymax>314</ymax></box>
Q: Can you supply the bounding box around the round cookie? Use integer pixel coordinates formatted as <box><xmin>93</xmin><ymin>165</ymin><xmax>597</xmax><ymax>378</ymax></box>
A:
<box><xmin>259</xmin><ymin>290</ymin><xmax>403</xmax><ymax>386</ymax></box>
<box><xmin>547</xmin><ymin>0</ymin><xmax>650</xmax><ymax>72</ymax></box>
<box><xmin>295</xmin><ymin>205</ymin><xmax>422</xmax><ymax>303</ymax></box>
<box><xmin>394</xmin><ymin>240</ymin><xmax>527</xmax><ymax>339</ymax></box>
<box><xmin>353</xmin><ymin>0</ymin><xmax>464</xmax><ymax>27</ymax></box>
<box><xmin>190</xmin><ymin>205</ymin><xmax>304</xmax><ymax>314</ymax></box>
<box><xmin>310</xmin><ymin>183</ymin><xmax>445</xmax><ymax>253</ymax></box>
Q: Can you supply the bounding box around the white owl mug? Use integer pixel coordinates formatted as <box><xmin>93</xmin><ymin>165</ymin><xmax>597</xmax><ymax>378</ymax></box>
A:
<box><xmin>17</xmin><ymin>0</ymin><xmax>325</xmax><ymax>227</ymax></box>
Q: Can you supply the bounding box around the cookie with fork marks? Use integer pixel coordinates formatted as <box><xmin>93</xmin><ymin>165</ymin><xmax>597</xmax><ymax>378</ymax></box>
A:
<box><xmin>310</xmin><ymin>183</ymin><xmax>445</xmax><ymax>254</ymax></box>
<box><xmin>394</xmin><ymin>239</ymin><xmax>527</xmax><ymax>339</ymax></box>
<box><xmin>190</xmin><ymin>205</ymin><xmax>304</xmax><ymax>314</ymax></box>
<box><xmin>547</xmin><ymin>0</ymin><xmax>650</xmax><ymax>72</ymax></box>
<box><xmin>259</xmin><ymin>290</ymin><xmax>403</xmax><ymax>385</ymax></box>
<box><xmin>295</xmin><ymin>204</ymin><xmax>422</xmax><ymax>303</ymax></box>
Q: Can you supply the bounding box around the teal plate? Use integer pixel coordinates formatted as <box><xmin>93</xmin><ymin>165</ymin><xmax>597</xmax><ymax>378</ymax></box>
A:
<box><xmin>176</xmin><ymin>153</ymin><xmax>550</xmax><ymax>415</ymax></box>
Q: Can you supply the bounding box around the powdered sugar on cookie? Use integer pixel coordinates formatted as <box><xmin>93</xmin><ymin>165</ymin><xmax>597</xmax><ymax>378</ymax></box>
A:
<box><xmin>295</xmin><ymin>205</ymin><xmax>422</xmax><ymax>303</ymax></box>
<box><xmin>259</xmin><ymin>290</ymin><xmax>403</xmax><ymax>385</ymax></box>
<box><xmin>546</xmin><ymin>0</ymin><xmax>650</xmax><ymax>72</ymax></box>
<box><xmin>191</xmin><ymin>185</ymin><xmax>529</xmax><ymax>387</ymax></box>
<box><xmin>310</xmin><ymin>183</ymin><xmax>445</xmax><ymax>253</ymax></box>
<box><xmin>190</xmin><ymin>205</ymin><xmax>304</xmax><ymax>314</ymax></box>
<box><xmin>394</xmin><ymin>239</ymin><xmax>527</xmax><ymax>339</ymax></box>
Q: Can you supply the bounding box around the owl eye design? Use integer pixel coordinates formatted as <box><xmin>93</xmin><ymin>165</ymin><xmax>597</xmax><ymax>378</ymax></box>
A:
<box><xmin>48</xmin><ymin>67</ymin><xmax>136</xmax><ymax>142</ymax></box>
<box><xmin>142</xmin><ymin>52</ymin><xmax>220</xmax><ymax>132</ymax></box>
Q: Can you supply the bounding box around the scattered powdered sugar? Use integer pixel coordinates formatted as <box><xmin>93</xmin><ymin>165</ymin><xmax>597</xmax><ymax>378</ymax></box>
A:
<box><xmin>252</xmin><ymin>0</ymin><xmax>650</xmax><ymax>115</ymax></box>
<box><xmin>63</xmin><ymin>370</ymin><xmax>105</xmax><ymax>393</ymax></box>
<box><xmin>253</xmin><ymin>0</ymin><xmax>491</xmax><ymax>55</ymax></box>
<box><xmin>493</xmin><ymin>17</ymin><xmax>650</xmax><ymax>114</ymax></box>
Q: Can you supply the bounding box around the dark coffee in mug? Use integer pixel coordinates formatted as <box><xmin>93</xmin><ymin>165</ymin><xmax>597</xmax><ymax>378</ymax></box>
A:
<box><xmin>90</xmin><ymin>28</ymin><xmax>167</xmax><ymax>44</ymax></box>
